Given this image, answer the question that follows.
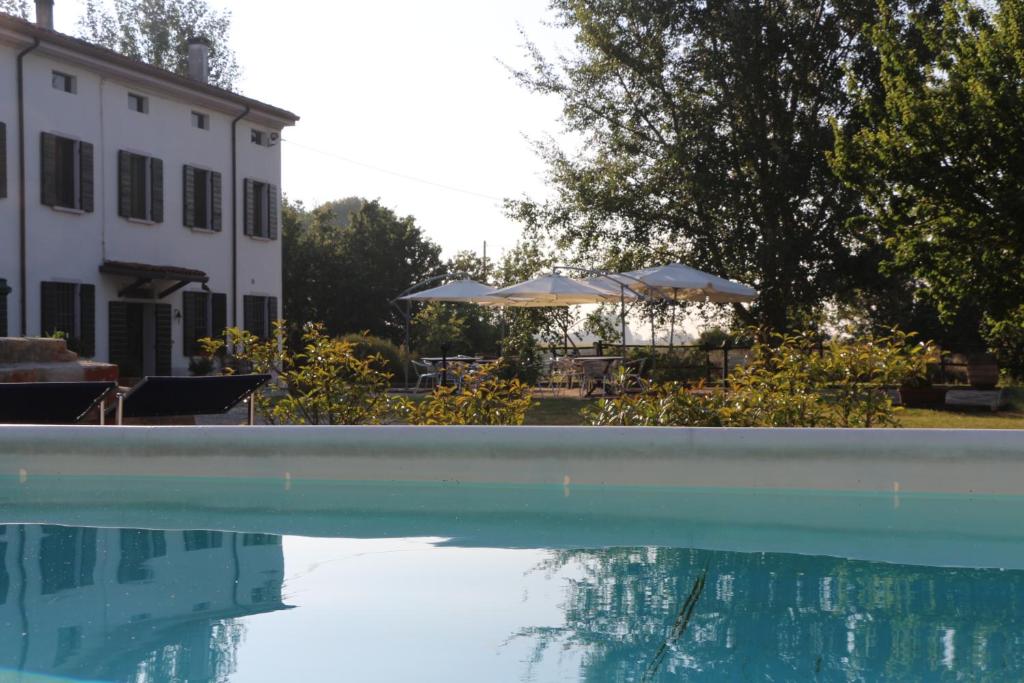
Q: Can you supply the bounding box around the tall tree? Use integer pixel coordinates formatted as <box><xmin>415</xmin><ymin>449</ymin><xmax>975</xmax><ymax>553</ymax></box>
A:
<box><xmin>0</xmin><ymin>0</ymin><xmax>28</xmax><ymax>19</ymax></box>
<box><xmin>832</xmin><ymin>0</ymin><xmax>1024</xmax><ymax>376</ymax></box>
<box><xmin>77</xmin><ymin>0</ymin><xmax>240</xmax><ymax>89</ymax></box>
<box><xmin>509</xmin><ymin>0</ymin><xmax>940</xmax><ymax>332</ymax></box>
<box><xmin>283</xmin><ymin>197</ymin><xmax>443</xmax><ymax>342</ymax></box>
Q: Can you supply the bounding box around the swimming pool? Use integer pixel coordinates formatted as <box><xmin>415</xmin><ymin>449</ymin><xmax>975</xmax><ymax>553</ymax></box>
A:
<box><xmin>1</xmin><ymin>426</ymin><xmax>1023</xmax><ymax>681</ymax></box>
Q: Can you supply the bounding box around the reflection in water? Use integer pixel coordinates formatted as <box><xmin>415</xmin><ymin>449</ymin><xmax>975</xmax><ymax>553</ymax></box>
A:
<box><xmin>0</xmin><ymin>524</ymin><xmax>287</xmax><ymax>682</ymax></box>
<box><xmin>515</xmin><ymin>548</ymin><xmax>1024</xmax><ymax>681</ymax></box>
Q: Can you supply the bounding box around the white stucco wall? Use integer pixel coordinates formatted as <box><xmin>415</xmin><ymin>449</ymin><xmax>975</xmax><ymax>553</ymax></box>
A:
<box><xmin>0</xmin><ymin>27</ymin><xmax>293</xmax><ymax>373</ymax></box>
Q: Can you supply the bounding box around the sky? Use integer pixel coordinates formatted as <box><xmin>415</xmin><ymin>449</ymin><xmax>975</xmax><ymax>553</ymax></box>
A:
<box><xmin>55</xmin><ymin>0</ymin><xmax>568</xmax><ymax>261</ymax></box>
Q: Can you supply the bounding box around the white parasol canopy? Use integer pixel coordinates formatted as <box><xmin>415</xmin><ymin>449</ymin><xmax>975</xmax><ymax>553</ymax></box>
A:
<box><xmin>617</xmin><ymin>263</ymin><xmax>757</xmax><ymax>303</ymax></box>
<box><xmin>490</xmin><ymin>273</ymin><xmax>624</xmax><ymax>307</ymax></box>
<box><xmin>397</xmin><ymin>278</ymin><xmax>503</xmax><ymax>304</ymax></box>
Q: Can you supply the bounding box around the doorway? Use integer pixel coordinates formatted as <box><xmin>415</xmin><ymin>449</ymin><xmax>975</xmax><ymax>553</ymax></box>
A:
<box><xmin>109</xmin><ymin>301</ymin><xmax>172</xmax><ymax>379</ymax></box>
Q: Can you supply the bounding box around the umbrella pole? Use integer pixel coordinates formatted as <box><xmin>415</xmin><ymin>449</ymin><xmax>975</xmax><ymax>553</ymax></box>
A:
<box><xmin>404</xmin><ymin>300</ymin><xmax>411</xmax><ymax>389</ymax></box>
<box><xmin>669</xmin><ymin>304</ymin><xmax>676</xmax><ymax>351</ymax></box>
<box><xmin>620</xmin><ymin>285</ymin><xmax>627</xmax><ymax>359</ymax></box>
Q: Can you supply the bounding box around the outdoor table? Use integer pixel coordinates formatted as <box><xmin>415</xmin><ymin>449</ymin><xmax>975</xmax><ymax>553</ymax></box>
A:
<box><xmin>574</xmin><ymin>356</ymin><xmax>624</xmax><ymax>396</ymax></box>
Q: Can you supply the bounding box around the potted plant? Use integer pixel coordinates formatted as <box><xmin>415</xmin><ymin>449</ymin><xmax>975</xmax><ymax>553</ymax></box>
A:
<box><xmin>967</xmin><ymin>352</ymin><xmax>1000</xmax><ymax>389</ymax></box>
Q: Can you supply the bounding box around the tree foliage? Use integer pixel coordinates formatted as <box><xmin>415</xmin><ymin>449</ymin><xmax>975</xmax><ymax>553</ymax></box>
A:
<box><xmin>283</xmin><ymin>197</ymin><xmax>443</xmax><ymax>343</ymax></box>
<box><xmin>402</xmin><ymin>369</ymin><xmax>534</xmax><ymax>425</ymax></box>
<box><xmin>509</xmin><ymin>1</ymin><xmax>939</xmax><ymax>332</ymax></box>
<box><xmin>77</xmin><ymin>0</ymin><xmax>240</xmax><ymax>89</ymax></box>
<box><xmin>0</xmin><ymin>0</ymin><xmax>28</xmax><ymax>19</ymax></box>
<box><xmin>831</xmin><ymin>0</ymin><xmax>1024</xmax><ymax>377</ymax></box>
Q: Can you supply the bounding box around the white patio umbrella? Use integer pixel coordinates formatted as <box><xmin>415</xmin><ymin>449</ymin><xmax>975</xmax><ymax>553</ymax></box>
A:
<box><xmin>396</xmin><ymin>278</ymin><xmax>503</xmax><ymax>304</ymax></box>
<box><xmin>613</xmin><ymin>263</ymin><xmax>757</xmax><ymax>349</ymax></box>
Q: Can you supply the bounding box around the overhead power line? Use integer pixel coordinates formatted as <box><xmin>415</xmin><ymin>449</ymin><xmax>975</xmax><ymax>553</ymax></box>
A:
<box><xmin>281</xmin><ymin>138</ymin><xmax>506</xmax><ymax>202</ymax></box>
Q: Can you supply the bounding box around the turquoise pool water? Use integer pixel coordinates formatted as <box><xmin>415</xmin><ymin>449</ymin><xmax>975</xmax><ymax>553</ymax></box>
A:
<box><xmin>2</xmin><ymin>476</ymin><xmax>1024</xmax><ymax>681</ymax></box>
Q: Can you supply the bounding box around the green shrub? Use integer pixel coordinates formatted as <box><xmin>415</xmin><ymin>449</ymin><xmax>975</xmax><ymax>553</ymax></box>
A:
<box><xmin>627</xmin><ymin>348</ymin><xmax>711</xmax><ymax>384</ymax></box>
<box><xmin>338</xmin><ymin>333</ymin><xmax>409</xmax><ymax>383</ymax></box>
<box><xmin>402</xmin><ymin>368</ymin><xmax>534</xmax><ymax>425</ymax></box>
<box><xmin>586</xmin><ymin>330</ymin><xmax>932</xmax><ymax>428</ymax></box>
<box><xmin>201</xmin><ymin>322</ymin><xmax>398</xmax><ymax>425</ymax></box>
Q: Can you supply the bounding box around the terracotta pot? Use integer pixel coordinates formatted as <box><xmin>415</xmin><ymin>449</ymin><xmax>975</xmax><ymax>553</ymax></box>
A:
<box><xmin>967</xmin><ymin>353</ymin><xmax>1000</xmax><ymax>389</ymax></box>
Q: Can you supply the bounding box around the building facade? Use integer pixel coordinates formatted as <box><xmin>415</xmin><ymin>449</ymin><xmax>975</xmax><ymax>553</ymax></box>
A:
<box><xmin>0</xmin><ymin>4</ymin><xmax>298</xmax><ymax>376</ymax></box>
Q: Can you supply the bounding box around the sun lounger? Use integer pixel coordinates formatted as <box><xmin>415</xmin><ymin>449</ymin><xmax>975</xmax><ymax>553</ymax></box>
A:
<box><xmin>111</xmin><ymin>374</ymin><xmax>271</xmax><ymax>425</ymax></box>
<box><xmin>0</xmin><ymin>381</ymin><xmax>117</xmax><ymax>424</ymax></box>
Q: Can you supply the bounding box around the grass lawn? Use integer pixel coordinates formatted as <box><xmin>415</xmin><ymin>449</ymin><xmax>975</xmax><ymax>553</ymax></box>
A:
<box><xmin>524</xmin><ymin>390</ymin><xmax>1024</xmax><ymax>428</ymax></box>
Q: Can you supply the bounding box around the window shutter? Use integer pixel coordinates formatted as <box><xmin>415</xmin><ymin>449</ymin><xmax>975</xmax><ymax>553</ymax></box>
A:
<box><xmin>182</xmin><ymin>165</ymin><xmax>196</xmax><ymax>228</ymax></box>
<box><xmin>243</xmin><ymin>179</ymin><xmax>254</xmax><ymax>235</ymax></box>
<box><xmin>41</xmin><ymin>133</ymin><xmax>58</xmax><ymax>207</ymax></box>
<box><xmin>268</xmin><ymin>296</ymin><xmax>279</xmax><ymax>337</ymax></box>
<box><xmin>108</xmin><ymin>301</ymin><xmax>129</xmax><ymax>372</ymax></box>
<box><xmin>155</xmin><ymin>304</ymin><xmax>172</xmax><ymax>375</ymax></box>
<box><xmin>79</xmin><ymin>142</ymin><xmax>94</xmax><ymax>213</ymax></box>
<box><xmin>117</xmin><ymin>151</ymin><xmax>131</xmax><ymax>217</ymax></box>
<box><xmin>0</xmin><ymin>122</ymin><xmax>7</xmax><ymax>200</ymax></box>
<box><xmin>268</xmin><ymin>185</ymin><xmax>279</xmax><ymax>240</ymax></box>
<box><xmin>182</xmin><ymin>291</ymin><xmax>198</xmax><ymax>356</ymax></box>
<box><xmin>40</xmin><ymin>281</ymin><xmax>58</xmax><ymax>336</ymax></box>
<box><xmin>210</xmin><ymin>172</ymin><xmax>223</xmax><ymax>231</ymax></box>
<box><xmin>78</xmin><ymin>284</ymin><xmax>95</xmax><ymax>357</ymax></box>
<box><xmin>0</xmin><ymin>278</ymin><xmax>8</xmax><ymax>337</ymax></box>
<box><xmin>211</xmin><ymin>292</ymin><xmax>227</xmax><ymax>339</ymax></box>
<box><xmin>150</xmin><ymin>157</ymin><xmax>163</xmax><ymax>223</ymax></box>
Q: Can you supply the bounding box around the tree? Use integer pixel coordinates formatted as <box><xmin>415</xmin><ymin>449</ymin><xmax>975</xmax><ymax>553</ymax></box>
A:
<box><xmin>509</xmin><ymin>0</ymin><xmax>941</xmax><ymax>332</ymax></box>
<box><xmin>0</xmin><ymin>0</ymin><xmax>29</xmax><ymax>19</ymax></box>
<box><xmin>282</xmin><ymin>197</ymin><xmax>443</xmax><ymax>342</ymax></box>
<box><xmin>77</xmin><ymin>0</ymin><xmax>240</xmax><ymax>90</ymax></box>
<box><xmin>831</xmin><ymin>0</ymin><xmax>1024</xmax><ymax>377</ymax></box>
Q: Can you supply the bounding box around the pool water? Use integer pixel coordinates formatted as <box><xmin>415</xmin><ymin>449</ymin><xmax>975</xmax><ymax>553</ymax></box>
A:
<box><xmin>2</xmin><ymin>477</ymin><xmax>1024</xmax><ymax>682</ymax></box>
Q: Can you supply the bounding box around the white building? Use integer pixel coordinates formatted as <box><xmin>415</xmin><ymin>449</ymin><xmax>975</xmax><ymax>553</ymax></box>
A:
<box><xmin>0</xmin><ymin>1</ymin><xmax>298</xmax><ymax>376</ymax></box>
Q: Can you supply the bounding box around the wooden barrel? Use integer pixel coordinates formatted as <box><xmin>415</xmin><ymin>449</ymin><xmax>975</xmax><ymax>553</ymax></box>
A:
<box><xmin>967</xmin><ymin>353</ymin><xmax>1000</xmax><ymax>389</ymax></box>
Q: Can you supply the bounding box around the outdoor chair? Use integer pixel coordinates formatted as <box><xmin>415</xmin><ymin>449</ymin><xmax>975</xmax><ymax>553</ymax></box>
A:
<box><xmin>609</xmin><ymin>358</ymin><xmax>648</xmax><ymax>394</ymax></box>
<box><xmin>576</xmin><ymin>358</ymin><xmax>612</xmax><ymax>398</ymax></box>
<box><xmin>412</xmin><ymin>360</ymin><xmax>439</xmax><ymax>392</ymax></box>
<box><xmin>109</xmin><ymin>374</ymin><xmax>271</xmax><ymax>425</ymax></box>
<box><xmin>548</xmin><ymin>357</ymin><xmax>578</xmax><ymax>394</ymax></box>
<box><xmin>0</xmin><ymin>381</ymin><xmax>117</xmax><ymax>425</ymax></box>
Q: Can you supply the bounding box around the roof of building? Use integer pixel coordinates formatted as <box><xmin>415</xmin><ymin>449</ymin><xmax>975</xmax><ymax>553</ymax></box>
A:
<box><xmin>0</xmin><ymin>12</ymin><xmax>299</xmax><ymax>125</ymax></box>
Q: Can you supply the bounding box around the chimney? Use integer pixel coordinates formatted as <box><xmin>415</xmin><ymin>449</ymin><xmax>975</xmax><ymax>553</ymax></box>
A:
<box><xmin>35</xmin><ymin>0</ymin><xmax>54</xmax><ymax>30</ymax></box>
<box><xmin>187</xmin><ymin>36</ymin><xmax>211</xmax><ymax>84</ymax></box>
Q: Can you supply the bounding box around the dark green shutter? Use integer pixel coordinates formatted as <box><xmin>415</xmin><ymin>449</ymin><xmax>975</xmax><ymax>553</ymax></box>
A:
<box><xmin>183</xmin><ymin>165</ymin><xmax>195</xmax><ymax>228</ymax></box>
<box><xmin>268</xmin><ymin>185</ymin><xmax>279</xmax><ymax>240</ymax></box>
<box><xmin>108</xmin><ymin>301</ymin><xmax>130</xmax><ymax>372</ymax></box>
<box><xmin>117</xmin><ymin>151</ymin><xmax>131</xmax><ymax>217</ymax></box>
<box><xmin>211</xmin><ymin>292</ymin><xmax>227</xmax><ymax>339</ymax></box>
<box><xmin>182</xmin><ymin>291</ymin><xmax>210</xmax><ymax>356</ymax></box>
<box><xmin>79</xmin><ymin>142</ymin><xmax>94</xmax><ymax>213</ymax></box>
<box><xmin>40</xmin><ymin>281</ymin><xmax>61</xmax><ymax>337</ymax></box>
<box><xmin>41</xmin><ymin>133</ymin><xmax>57</xmax><ymax>207</ymax></box>
<box><xmin>243</xmin><ymin>179</ymin><xmax>254</xmax><ymax>235</ymax></box>
<box><xmin>0</xmin><ymin>278</ymin><xmax>8</xmax><ymax>337</ymax></box>
<box><xmin>78</xmin><ymin>284</ymin><xmax>95</xmax><ymax>357</ymax></box>
<box><xmin>210</xmin><ymin>172</ymin><xmax>222</xmax><ymax>231</ymax></box>
<box><xmin>0</xmin><ymin>122</ymin><xmax>7</xmax><ymax>200</ymax></box>
<box><xmin>150</xmin><ymin>157</ymin><xmax>163</xmax><ymax>223</ymax></box>
<box><xmin>268</xmin><ymin>296</ymin><xmax>278</xmax><ymax>333</ymax></box>
<box><xmin>242</xmin><ymin>295</ymin><xmax>257</xmax><ymax>336</ymax></box>
<box><xmin>155</xmin><ymin>303</ymin><xmax>172</xmax><ymax>375</ymax></box>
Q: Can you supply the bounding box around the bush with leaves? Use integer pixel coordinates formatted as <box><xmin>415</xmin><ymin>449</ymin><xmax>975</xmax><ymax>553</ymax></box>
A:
<box><xmin>338</xmin><ymin>333</ymin><xmax>409</xmax><ymax>384</ymax></box>
<box><xmin>586</xmin><ymin>330</ymin><xmax>932</xmax><ymax>428</ymax></box>
<box><xmin>200</xmin><ymin>322</ymin><xmax>397</xmax><ymax>425</ymax></box>
<box><xmin>402</xmin><ymin>368</ymin><xmax>534</xmax><ymax>426</ymax></box>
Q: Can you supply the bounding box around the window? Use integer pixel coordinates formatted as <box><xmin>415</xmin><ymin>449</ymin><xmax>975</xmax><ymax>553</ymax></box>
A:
<box><xmin>0</xmin><ymin>278</ymin><xmax>8</xmax><ymax>338</ymax></box>
<box><xmin>41</xmin><ymin>281</ymin><xmax>95</xmax><ymax>357</ymax></box>
<box><xmin>182</xmin><ymin>290</ymin><xmax>226</xmax><ymax>356</ymax></box>
<box><xmin>251</xmin><ymin>129</ymin><xmax>268</xmax><ymax>146</ymax></box>
<box><xmin>118</xmin><ymin>151</ymin><xmax>163</xmax><ymax>222</ymax></box>
<box><xmin>183</xmin><ymin>530</ymin><xmax>223</xmax><ymax>551</ymax></box>
<box><xmin>127</xmin><ymin>93</ymin><xmax>148</xmax><ymax>113</ymax></box>
<box><xmin>243</xmin><ymin>295</ymin><xmax>278</xmax><ymax>339</ymax></box>
<box><xmin>51</xmin><ymin>71</ymin><xmax>76</xmax><ymax>94</ymax></box>
<box><xmin>117</xmin><ymin>529</ymin><xmax>166</xmax><ymax>584</ymax></box>
<box><xmin>39</xmin><ymin>526</ymin><xmax>96</xmax><ymax>594</ymax></box>
<box><xmin>40</xmin><ymin>133</ymin><xmax>94</xmax><ymax>212</ymax></box>
<box><xmin>183</xmin><ymin>165</ymin><xmax>222</xmax><ymax>230</ymax></box>
<box><xmin>191</xmin><ymin>111</ymin><xmax>209</xmax><ymax>130</ymax></box>
<box><xmin>243</xmin><ymin>179</ymin><xmax>278</xmax><ymax>239</ymax></box>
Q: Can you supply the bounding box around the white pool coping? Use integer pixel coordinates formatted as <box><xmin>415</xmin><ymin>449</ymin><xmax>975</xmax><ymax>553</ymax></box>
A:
<box><xmin>1</xmin><ymin>425</ymin><xmax>1023</xmax><ymax>494</ymax></box>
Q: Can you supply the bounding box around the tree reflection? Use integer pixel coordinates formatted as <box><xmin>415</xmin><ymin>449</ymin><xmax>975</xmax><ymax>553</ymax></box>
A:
<box><xmin>516</xmin><ymin>547</ymin><xmax>1024</xmax><ymax>681</ymax></box>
